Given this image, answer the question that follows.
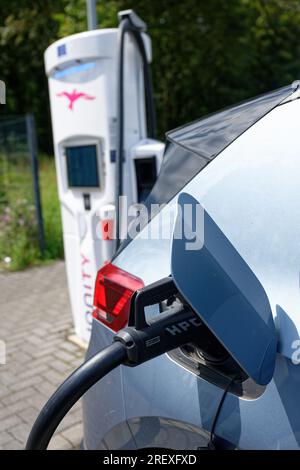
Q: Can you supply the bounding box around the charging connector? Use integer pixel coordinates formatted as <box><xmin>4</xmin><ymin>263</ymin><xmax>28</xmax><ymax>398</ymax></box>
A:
<box><xmin>115</xmin><ymin>304</ymin><xmax>203</xmax><ymax>365</ymax></box>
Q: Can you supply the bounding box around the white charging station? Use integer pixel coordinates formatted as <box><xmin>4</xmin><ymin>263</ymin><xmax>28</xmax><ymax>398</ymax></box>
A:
<box><xmin>44</xmin><ymin>11</ymin><xmax>165</xmax><ymax>344</ymax></box>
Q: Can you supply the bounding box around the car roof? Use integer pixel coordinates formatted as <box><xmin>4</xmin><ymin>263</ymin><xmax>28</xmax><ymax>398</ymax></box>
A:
<box><xmin>146</xmin><ymin>82</ymin><xmax>298</xmax><ymax>213</ymax></box>
<box><xmin>167</xmin><ymin>83</ymin><xmax>297</xmax><ymax>158</ymax></box>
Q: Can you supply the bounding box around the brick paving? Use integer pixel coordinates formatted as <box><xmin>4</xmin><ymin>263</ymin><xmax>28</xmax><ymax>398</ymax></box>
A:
<box><xmin>0</xmin><ymin>261</ymin><xmax>85</xmax><ymax>450</ymax></box>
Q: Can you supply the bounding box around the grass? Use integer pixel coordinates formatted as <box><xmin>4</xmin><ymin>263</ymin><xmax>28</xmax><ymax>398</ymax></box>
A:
<box><xmin>0</xmin><ymin>155</ymin><xmax>63</xmax><ymax>271</ymax></box>
<box><xmin>39</xmin><ymin>157</ymin><xmax>63</xmax><ymax>262</ymax></box>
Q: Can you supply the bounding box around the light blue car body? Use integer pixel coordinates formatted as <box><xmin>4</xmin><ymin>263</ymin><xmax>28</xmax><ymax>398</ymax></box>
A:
<box><xmin>83</xmin><ymin>87</ymin><xmax>300</xmax><ymax>450</ymax></box>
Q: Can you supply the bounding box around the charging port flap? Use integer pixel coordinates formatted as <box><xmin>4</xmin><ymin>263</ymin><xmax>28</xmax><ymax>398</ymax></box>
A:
<box><xmin>171</xmin><ymin>192</ymin><xmax>277</xmax><ymax>386</ymax></box>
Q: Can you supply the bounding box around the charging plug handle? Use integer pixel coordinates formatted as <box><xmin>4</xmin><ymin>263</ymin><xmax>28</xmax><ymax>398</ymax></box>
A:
<box><xmin>115</xmin><ymin>304</ymin><xmax>203</xmax><ymax>365</ymax></box>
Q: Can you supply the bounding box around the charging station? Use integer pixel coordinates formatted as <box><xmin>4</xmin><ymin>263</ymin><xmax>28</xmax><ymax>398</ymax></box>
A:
<box><xmin>44</xmin><ymin>11</ymin><xmax>164</xmax><ymax>343</ymax></box>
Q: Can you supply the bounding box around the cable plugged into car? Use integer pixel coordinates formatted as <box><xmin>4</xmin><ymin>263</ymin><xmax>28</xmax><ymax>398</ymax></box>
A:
<box><xmin>26</xmin><ymin>276</ymin><xmax>205</xmax><ymax>450</ymax></box>
<box><xmin>26</xmin><ymin>193</ymin><xmax>278</xmax><ymax>450</ymax></box>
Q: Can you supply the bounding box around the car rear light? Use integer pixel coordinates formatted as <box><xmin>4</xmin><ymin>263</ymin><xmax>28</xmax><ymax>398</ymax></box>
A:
<box><xmin>93</xmin><ymin>263</ymin><xmax>144</xmax><ymax>332</ymax></box>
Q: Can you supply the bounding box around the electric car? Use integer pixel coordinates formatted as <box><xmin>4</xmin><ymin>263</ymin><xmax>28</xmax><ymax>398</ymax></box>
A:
<box><xmin>82</xmin><ymin>81</ymin><xmax>300</xmax><ymax>450</ymax></box>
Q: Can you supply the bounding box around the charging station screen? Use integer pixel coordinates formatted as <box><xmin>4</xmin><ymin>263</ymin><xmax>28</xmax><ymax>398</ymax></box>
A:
<box><xmin>65</xmin><ymin>145</ymin><xmax>99</xmax><ymax>188</ymax></box>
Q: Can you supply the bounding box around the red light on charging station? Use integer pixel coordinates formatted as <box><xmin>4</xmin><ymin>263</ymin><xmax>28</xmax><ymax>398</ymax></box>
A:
<box><xmin>93</xmin><ymin>263</ymin><xmax>144</xmax><ymax>332</ymax></box>
<box><xmin>101</xmin><ymin>219</ymin><xmax>114</xmax><ymax>241</ymax></box>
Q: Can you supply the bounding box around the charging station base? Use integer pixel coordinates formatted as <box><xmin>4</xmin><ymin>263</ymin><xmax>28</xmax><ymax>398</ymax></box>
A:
<box><xmin>68</xmin><ymin>334</ymin><xmax>88</xmax><ymax>351</ymax></box>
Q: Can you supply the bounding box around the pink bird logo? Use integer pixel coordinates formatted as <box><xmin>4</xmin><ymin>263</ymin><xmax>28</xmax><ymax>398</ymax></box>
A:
<box><xmin>56</xmin><ymin>89</ymin><xmax>95</xmax><ymax>110</ymax></box>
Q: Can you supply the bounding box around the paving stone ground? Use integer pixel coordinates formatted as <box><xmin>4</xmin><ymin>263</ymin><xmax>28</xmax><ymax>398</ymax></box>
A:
<box><xmin>0</xmin><ymin>261</ymin><xmax>85</xmax><ymax>450</ymax></box>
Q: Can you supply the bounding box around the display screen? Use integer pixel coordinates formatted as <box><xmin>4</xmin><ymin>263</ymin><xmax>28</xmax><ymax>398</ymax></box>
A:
<box><xmin>65</xmin><ymin>145</ymin><xmax>99</xmax><ymax>188</ymax></box>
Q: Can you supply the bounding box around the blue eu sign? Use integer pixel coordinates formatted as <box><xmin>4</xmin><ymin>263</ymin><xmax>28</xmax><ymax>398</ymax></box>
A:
<box><xmin>57</xmin><ymin>44</ymin><xmax>66</xmax><ymax>57</ymax></box>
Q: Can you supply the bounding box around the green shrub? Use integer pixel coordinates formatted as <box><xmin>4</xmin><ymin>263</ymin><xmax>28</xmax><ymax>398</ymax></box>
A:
<box><xmin>0</xmin><ymin>198</ymin><xmax>40</xmax><ymax>270</ymax></box>
<box><xmin>39</xmin><ymin>156</ymin><xmax>63</xmax><ymax>261</ymax></box>
<box><xmin>0</xmin><ymin>156</ymin><xmax>63</xmax><ymax>270</ymax></box>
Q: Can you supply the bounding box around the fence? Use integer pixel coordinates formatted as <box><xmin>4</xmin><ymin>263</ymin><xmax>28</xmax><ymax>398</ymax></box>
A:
<box><xmin>0</xmin><ymin>114</ymin><xmax>45</xmax><ymax>269</ymax></box>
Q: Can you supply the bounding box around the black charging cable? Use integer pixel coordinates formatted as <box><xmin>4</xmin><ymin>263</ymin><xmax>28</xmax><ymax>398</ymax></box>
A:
<box><xmin>115</xmin><ymin>15</ymin><xmax>156</xmax><ymax>250</ymax></box>
<box><xmin>203</xmin><ymin>375</ymin><xmax>236</xmax><ymax>450</ymax></box>
<box><xmin>25</xmin><ymin>277</ymin><xmax>220</xmax><ymax>451</ymax></box>
<box><xmin>26</xmin><ymin>280</ymin><xmax>204</xmax><ymax>450</ymax></box>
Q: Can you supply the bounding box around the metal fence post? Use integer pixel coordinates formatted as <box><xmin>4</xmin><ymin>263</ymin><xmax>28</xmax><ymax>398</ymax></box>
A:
<box><xmin>86</xmin><ymin>0</ymin><xmax>98</xmax><ymax>30</ymax></box>
<box><xmin>26</xmin><ymin>113</ymin><xmax>45</xmax><ymax>256</ymax></box>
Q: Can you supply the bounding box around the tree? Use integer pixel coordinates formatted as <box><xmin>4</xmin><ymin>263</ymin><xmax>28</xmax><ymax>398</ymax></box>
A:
<box><xmin>0</xmin><ymin>0</ymin><xmax>63</xmax><ymax>152</ymax></box>
<box><xmin>2</xmin><ymin>0</ymin><xmax>300</xmax><ymax>152</ymax></box>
